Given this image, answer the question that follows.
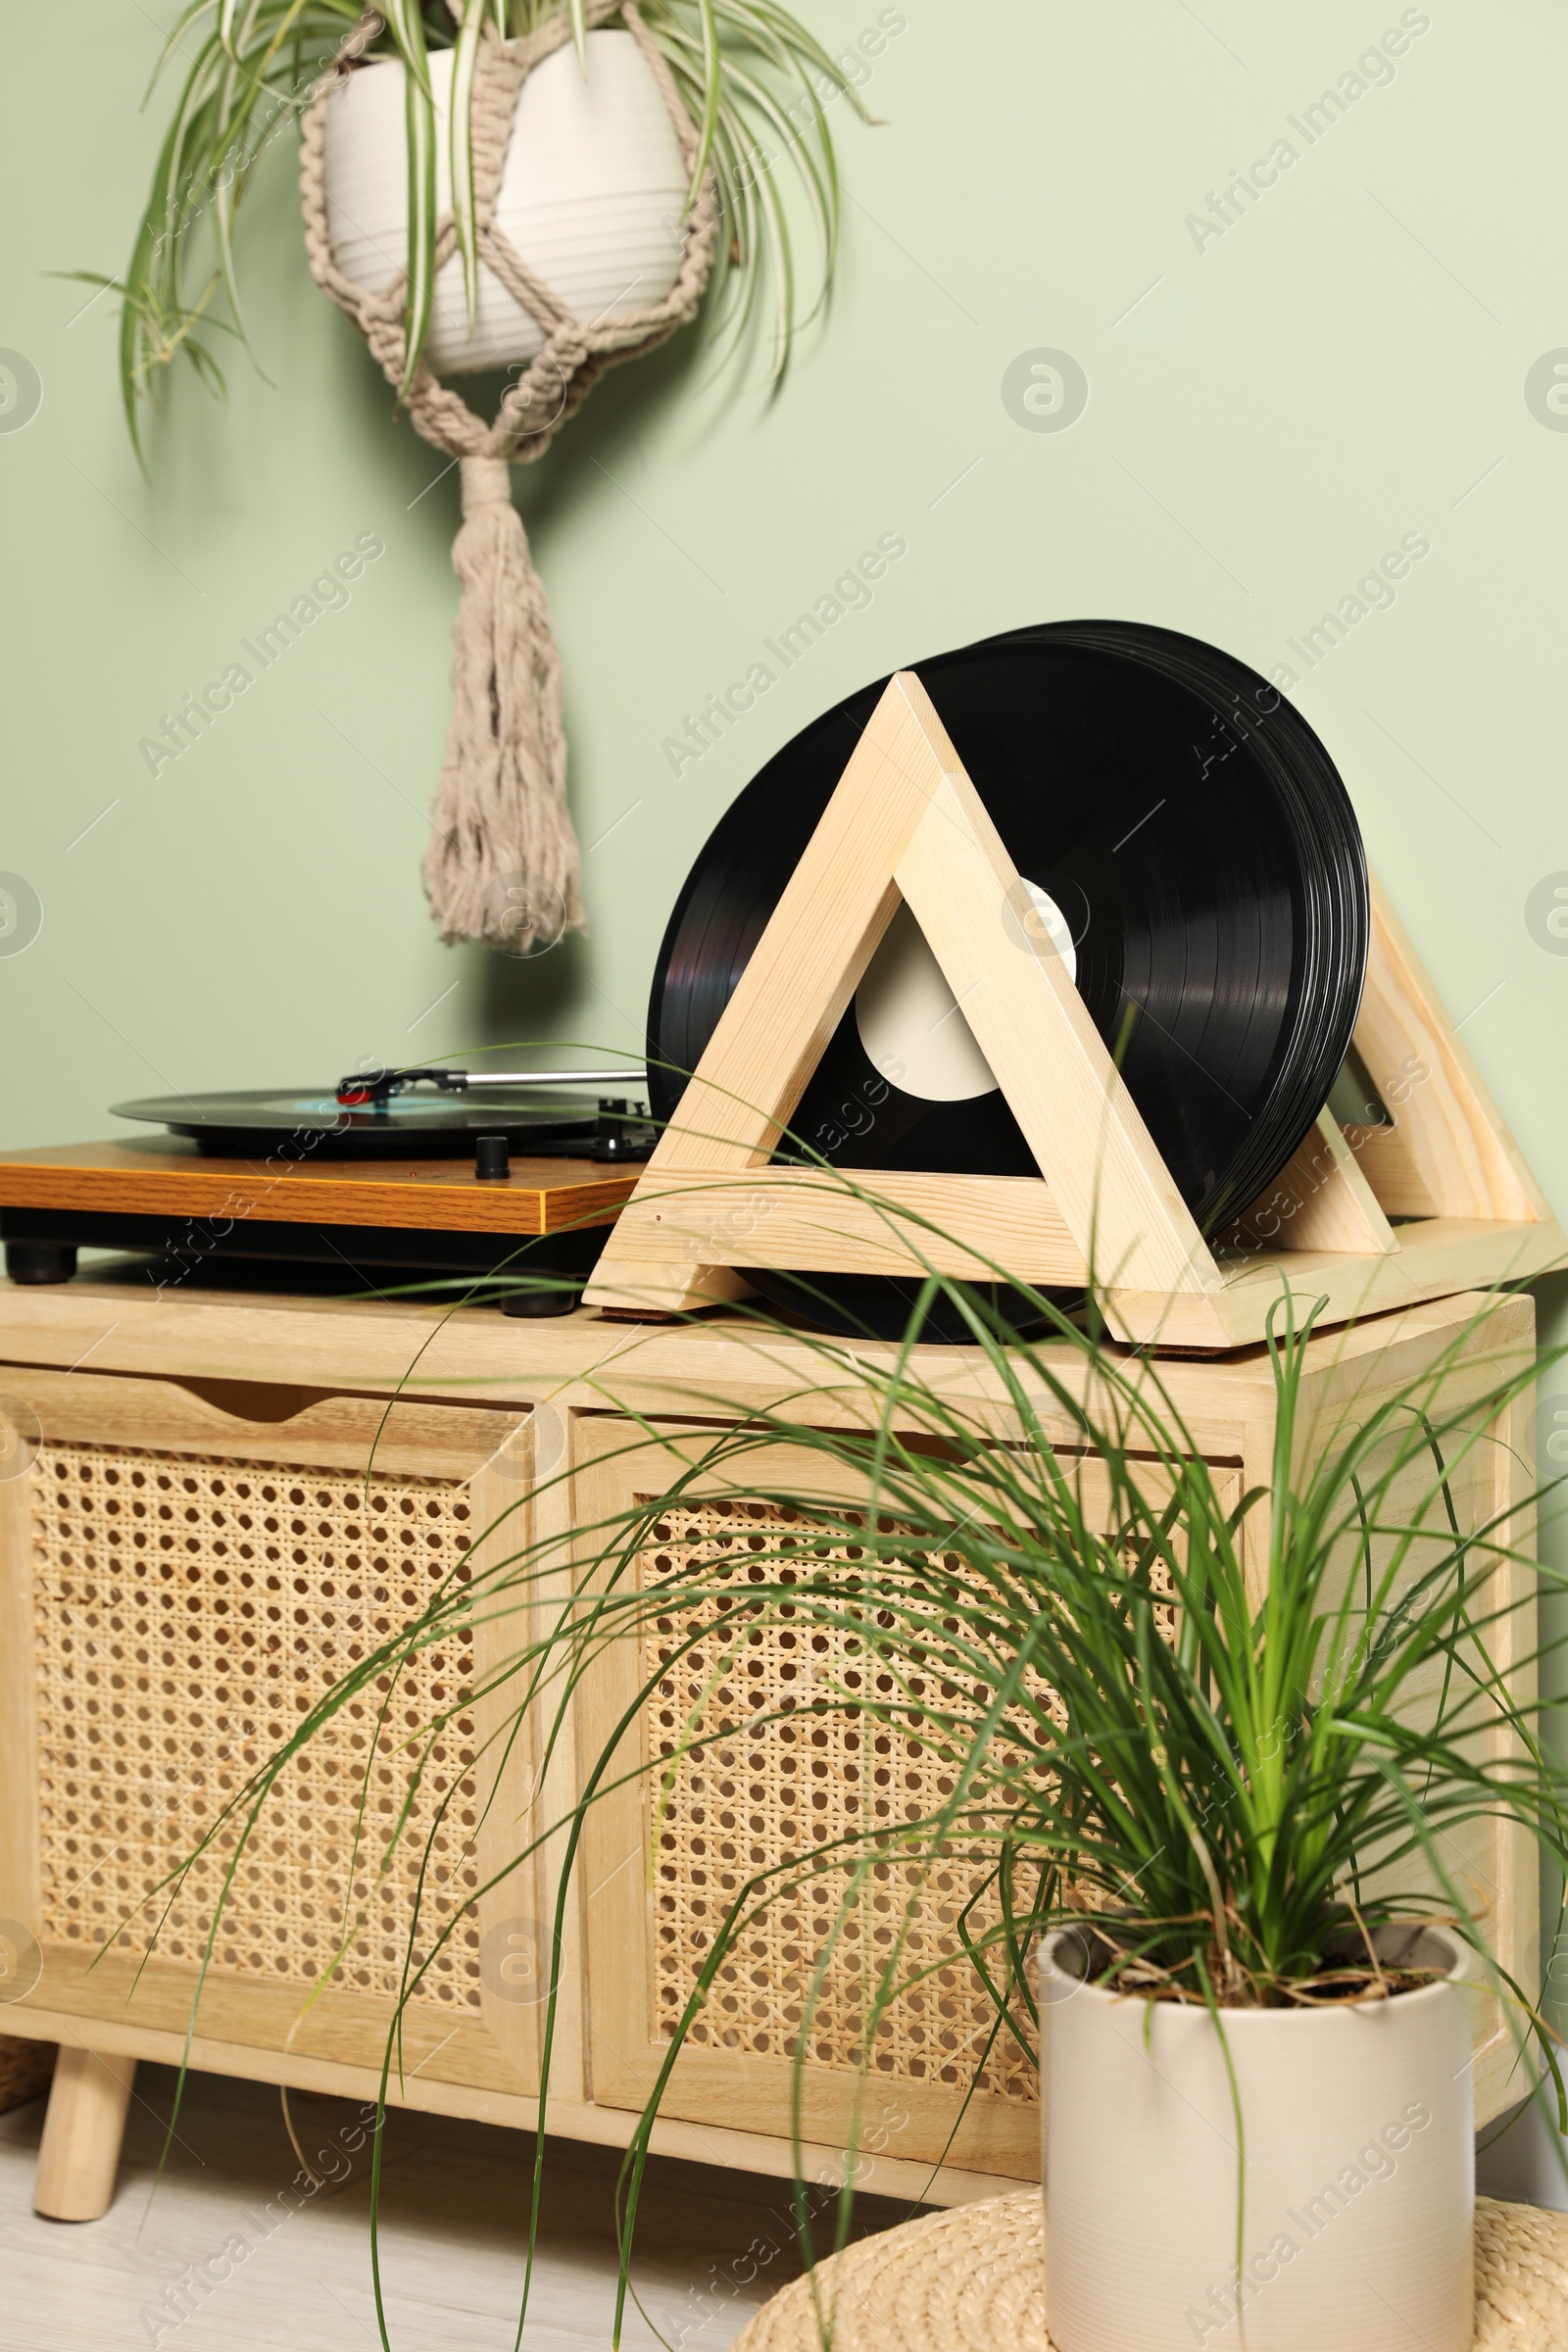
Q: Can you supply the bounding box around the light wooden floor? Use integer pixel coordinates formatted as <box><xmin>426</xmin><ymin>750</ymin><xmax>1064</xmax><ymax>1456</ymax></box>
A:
<box><xmin>0</xmin><ymin>2066</ymin><xmax>917</xmax><ymax>2350</ymax></box>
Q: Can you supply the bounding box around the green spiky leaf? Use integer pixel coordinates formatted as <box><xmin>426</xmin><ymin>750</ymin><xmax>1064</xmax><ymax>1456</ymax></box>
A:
<box><xmin>450</xmin><ymin>0</ymin><xmax>489</xmax><ymax>333</ymax></box>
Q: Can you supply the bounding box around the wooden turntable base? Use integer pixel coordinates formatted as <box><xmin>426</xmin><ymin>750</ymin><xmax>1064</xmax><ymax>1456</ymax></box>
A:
<box><xmin>0</xmin><ymin>1140</ymin><xmax>640</xmax><ymax>1238</ymax></box>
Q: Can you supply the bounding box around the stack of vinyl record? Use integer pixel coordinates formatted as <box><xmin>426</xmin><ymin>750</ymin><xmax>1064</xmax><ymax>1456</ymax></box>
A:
<box><xmin>647</xmin><ymin>619</ymin><xmax>1369</xmax><ymax>1337</ymax></box>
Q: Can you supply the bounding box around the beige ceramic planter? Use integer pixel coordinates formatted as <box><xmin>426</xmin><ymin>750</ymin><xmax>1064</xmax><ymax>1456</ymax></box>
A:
<box><xmin>1038</xmin><ymin>1923</ymin><xmax>1474</xmax><ymax>2352</ymax></box>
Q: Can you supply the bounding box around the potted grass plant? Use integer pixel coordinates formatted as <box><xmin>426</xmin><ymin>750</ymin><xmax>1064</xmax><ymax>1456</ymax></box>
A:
<box><xmin>136</xmin><ymin>1211</ymin><xmax>1568</xmax><ymax>2352</ymax></box>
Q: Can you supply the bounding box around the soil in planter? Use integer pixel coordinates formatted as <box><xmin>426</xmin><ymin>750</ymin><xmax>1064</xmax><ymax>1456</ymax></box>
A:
<box><xmin>1059</xmin><ymin>1918</ymin><xmax>1457</xmax><ymax>2009</ymax></box>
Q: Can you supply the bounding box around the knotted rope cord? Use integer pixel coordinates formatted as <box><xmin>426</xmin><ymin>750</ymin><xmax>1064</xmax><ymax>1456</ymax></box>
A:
<box><xmin>301</xmin><ymin>2</ymin><xmax>717</xmax><ymax>948</ymax></box>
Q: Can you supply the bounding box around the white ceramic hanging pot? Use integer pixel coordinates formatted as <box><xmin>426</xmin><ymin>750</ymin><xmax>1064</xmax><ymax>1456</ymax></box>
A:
<box><xmin>321</xmin><ymin>30</ymin><xmax>690</xmax><ymax>375</ymax></box>
<box><xmin>1037</xmin><ymin>1923</ymin><xmax>1475</xmax><ymax>2352</ymax></box>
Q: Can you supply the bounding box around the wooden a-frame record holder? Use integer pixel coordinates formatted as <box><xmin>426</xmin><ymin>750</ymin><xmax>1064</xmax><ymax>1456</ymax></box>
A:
<box><xmin>584</xmin><ymin>671</ymin><xmax>1565</xmax><ymax>1350</ymax></box>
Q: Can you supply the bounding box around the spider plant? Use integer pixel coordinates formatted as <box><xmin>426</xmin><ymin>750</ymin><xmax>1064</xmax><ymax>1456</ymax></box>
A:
<box><xmin>84</xmin><ymin>0</ymin><xmax>872</xmax><ymax>463</ymax></box>
<box><xmin>131</xmin><ymin>1191</ymin><xmax>1568</xmax><ymax>2348</ymax></box>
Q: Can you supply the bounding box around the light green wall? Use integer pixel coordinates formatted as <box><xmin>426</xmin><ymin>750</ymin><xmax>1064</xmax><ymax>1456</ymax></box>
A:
<box><xmin>2</xmin><ymin>0</ymin><xmax>1564</xmax><ymax>1176</ymax></box>
<box><xmin>1</xmin><ymin>2</ymin><xmax>1565</xmax><ymax>1223</ymax></box>
<box><xmin>10</xmin><ymin>0</ymin><xmax>1568</xmax><ymax>1448</ymax></box>
<box><xmin>4</xmin><ymin>0</ymin><xmax>1567</xmax><ymax>1282</ymax></box>
<box><xmin>3</xmin><ymin>0</ymin><xmax>1567</xmax><ymax>2175</ymax></box>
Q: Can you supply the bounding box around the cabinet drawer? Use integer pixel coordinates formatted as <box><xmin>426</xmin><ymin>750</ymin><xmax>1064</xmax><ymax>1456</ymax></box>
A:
<box><xmin>0</xmin><ymin>1369</ymin><xmax>543</xmax><ymax>2097</ymax></box>
<box><xmin>573</xmin><ymin>1416</ymin><xmax>1242</xmax><ymax>2181</ymax></box>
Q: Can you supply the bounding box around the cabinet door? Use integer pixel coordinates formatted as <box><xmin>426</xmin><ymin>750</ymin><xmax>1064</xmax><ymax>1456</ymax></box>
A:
<box><xmin>574</xmin><ymin>1417</ymin><xmax>1239</xmax><ymax>2180</ymax></box>
<box><xmin>0</xmin><ymin>1368</ymin><xmax>546</xmax><ymax>2099</ymax></box>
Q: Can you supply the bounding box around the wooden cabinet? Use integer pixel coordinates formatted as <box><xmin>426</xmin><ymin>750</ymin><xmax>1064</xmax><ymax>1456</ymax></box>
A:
<box><xmin>0</xmin><ymin>1277</ymin><xmax>1540</xmax><ymax>2214</ymax></box>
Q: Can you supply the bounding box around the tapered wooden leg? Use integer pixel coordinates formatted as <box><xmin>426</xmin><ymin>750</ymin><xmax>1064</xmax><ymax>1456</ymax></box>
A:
<box><xmin>33</xmin><ymin>2045</ymin><xmax>137</xmax><ymax>2221</ymax></box>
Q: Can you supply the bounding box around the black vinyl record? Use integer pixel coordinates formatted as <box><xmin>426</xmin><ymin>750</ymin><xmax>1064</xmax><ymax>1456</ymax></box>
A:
<box><xmin>111</xmin><ymin>1089</ymin><xmax>605</xmax><ymax>1158</ymax></box>
<box><xmin>647</xmin><ymin>620</ymin><xmax>1369</xmax><ymax>1339</ymax></box>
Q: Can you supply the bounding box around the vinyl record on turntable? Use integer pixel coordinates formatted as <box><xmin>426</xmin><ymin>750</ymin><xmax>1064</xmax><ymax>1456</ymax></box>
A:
<box><xmin>647</xmin><ymin>619</ymin><xmax>1369</xmax><ymax>1337</ymax></box>
<box><xmin>111</xmin><ymin>1066</ymin><xmax>654</xmax><ymax>1160</ymax></box>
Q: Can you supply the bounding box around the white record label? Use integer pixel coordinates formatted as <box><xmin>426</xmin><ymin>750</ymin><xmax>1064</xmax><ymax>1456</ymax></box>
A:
<box><xmin>854</xmin><ymin>883</ymin><xmax>1077</xmax><ymax>1104</ymax></box>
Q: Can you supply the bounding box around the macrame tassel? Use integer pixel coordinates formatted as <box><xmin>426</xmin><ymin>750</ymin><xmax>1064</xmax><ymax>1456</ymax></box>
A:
<box><xmin>302</xmin><ymin>6</ymin><xmax>716</xmax><ymax>951</ymax></box>
<box><xmin>420</xmin><ymin>454</ymin><xmax>585</xmax><ymax>952</ymax></box>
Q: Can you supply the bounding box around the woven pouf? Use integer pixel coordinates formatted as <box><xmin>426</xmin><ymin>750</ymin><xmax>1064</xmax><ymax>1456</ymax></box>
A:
<box><xmin>729</xmin><ymin>2190</ymin><xmax>1568</xmax><ymax>2352</ymax></box>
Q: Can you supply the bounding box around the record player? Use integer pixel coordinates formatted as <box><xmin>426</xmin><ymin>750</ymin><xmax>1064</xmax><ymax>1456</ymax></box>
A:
<box><xmin>0</xmin><ymin>1064</ymin><xmax>657</xmax><ymax>1317</ymax></box>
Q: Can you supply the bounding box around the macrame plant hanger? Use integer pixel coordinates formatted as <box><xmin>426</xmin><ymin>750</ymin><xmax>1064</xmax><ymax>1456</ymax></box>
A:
<box><xmin>301</xmin><ymin>1</ymin><xmax>717</xmax><ymax>950</ymax></box>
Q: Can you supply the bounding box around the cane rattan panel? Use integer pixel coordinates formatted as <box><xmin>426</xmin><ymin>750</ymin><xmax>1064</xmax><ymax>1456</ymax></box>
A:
<box><xmin>27</xmin><ymin>1443</ymin><xmax>482</xmax><ymax>2011</ymax></box>
<box><xmin>638</xmin><ymin>1498</ymin><xmax>1065</xmax><ymax>2109</ymax></box>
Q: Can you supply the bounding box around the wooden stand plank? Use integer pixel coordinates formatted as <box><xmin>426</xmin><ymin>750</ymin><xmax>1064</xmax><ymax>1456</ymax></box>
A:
<box><xmin>890</xmin><ymin>751</ymin><xmax>1213</xmax><ymax>1297</ymax></box>
<box><xmin>601</xmin><ymin>1168</ymin><xmax>1085</xmax><ymax>1285</ymax></box>
<box><xmin>1354</xmin><ymin>880</ymin><xmax>1545</xmax><ymax>1223</ymax></box>
<box><xmin>1230</xmin><ymin>1110</ymin><xmax>1398</xmax><ymax>1258</ymax></box>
